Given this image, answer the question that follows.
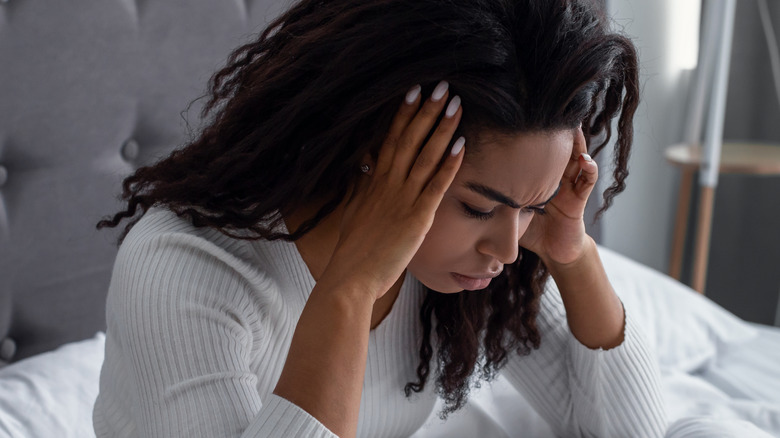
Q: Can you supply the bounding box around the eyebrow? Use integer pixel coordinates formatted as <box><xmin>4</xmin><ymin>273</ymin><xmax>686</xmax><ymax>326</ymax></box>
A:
<box><xmin>464</xmin><ymin>182</ymin><xmax>561</xmax><ymax>209</ymax></box>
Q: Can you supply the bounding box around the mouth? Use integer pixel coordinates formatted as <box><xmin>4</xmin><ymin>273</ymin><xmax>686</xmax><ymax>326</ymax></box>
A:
<box><xmin>450</xmin><ymin>272</ymin><xmax>498</xmax><ymax>291</ymax></box>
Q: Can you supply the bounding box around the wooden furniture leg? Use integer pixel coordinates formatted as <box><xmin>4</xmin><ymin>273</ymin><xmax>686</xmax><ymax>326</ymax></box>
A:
<box><xmin>669</xmin><ymin>169</ymin><xmax>695</xmax><ymax>280</ymax></box>
<box><xmin>692</xmin><ymin>186</ymin><xmax>716</xmax><ymax>293</ymax></box>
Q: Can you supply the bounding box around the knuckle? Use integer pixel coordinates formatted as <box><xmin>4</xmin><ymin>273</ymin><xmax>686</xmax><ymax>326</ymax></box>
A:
<box><xmin>397</xmin><ymin>136</ymin><xmax>417</xmax><ymax>152</ymax></box>
<box><xmin>427</xmin><ymin>178</ymin><xmax>448</xmax><ymax>195</ymax></box>
<box><xmin>414</xmin><ymin>155</ymin><xmax>432</xmax><ymax>169</ymax></box>
<box><xmin>383</xmin><ymin>132</ymin><xmax>401</xmax><ymax>148</ymax></box>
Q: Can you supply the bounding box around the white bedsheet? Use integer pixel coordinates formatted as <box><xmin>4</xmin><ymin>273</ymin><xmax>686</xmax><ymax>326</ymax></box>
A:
<box><xmin>699</xmin><ymin>323</ymin><xmax>780</xmax><ymax>405</ymax></box>
<box><xmin>0</xmin><ymin>329</ymin><xmax>777</xmax><ymax>438</ymax></box>
<box><xmin>1</xmin><ymin>246</ymin><xmax>779</xmax><ymax>437</ymax></box>
<box><xmin>415</xmin><ymin>364</ymin><xmax>780</xmax><ymax>438</ymax></box>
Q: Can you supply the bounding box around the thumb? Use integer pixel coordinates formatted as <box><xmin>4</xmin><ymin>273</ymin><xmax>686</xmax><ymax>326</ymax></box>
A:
<box><xmin>518</xmin><ymin>214</ymin><xmax>543</xmax><ymax>254</ymax></box>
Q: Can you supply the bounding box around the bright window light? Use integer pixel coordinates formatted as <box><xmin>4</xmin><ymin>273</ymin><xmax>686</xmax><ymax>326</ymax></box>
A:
<box><xmin>667</xmin><ymin>0</ymin><xmax>701</xmax><ymax>71</ymax></box>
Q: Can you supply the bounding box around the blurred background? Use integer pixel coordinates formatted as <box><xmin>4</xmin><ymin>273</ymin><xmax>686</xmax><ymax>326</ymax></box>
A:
<box><xmin>601</xmin><ymin>0</ymin><xmax>780</xmax><ymax>327</ymax></box>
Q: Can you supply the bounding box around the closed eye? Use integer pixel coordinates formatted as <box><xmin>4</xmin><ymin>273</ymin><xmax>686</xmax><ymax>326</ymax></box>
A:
<box><xmin>525</xmin><ymin>206</ymin><xmax>547</xmax><ymax>216</ymax></box>
<box><xmin>461</xmin><ymin>203</ymin><xmax>495</xmax><ymax>221</ymax></box>
<box><xmin>463</xmin><ymin>203</ymin><xmax>546</xmax><ymax>220</ymax></box>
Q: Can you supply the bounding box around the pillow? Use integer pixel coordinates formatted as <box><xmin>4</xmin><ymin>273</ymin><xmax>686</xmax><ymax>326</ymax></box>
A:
<box><xmin>0</xmin><ymin>332</ymin><xmax>105</xmax><ymax>438</ymax></box>
<box><xmin>596</xmin><ymin>246</ymin><xmax>758</xmax><ymax>372</ymax></box>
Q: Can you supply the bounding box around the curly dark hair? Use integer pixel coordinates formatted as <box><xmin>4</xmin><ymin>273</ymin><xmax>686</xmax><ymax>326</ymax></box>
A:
<box><xmin>97</xmin><ymin>0</ymin><xmax>638</xmax><ymax>420</ymax></box>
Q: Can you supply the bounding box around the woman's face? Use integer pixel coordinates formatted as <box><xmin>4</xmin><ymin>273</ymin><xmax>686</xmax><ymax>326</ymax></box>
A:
<box><xmin>407</xmin><ymin>129</ymin><xmax>573</xmax><ymax>293</ymax></box>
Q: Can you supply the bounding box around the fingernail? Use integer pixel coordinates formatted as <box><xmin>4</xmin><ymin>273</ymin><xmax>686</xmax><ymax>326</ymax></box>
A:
<box><xmin>581</xmin><ymin>153</ymin><xmax>592</xmax><ymax>162</ymax></box>
<box><xmin>450</xmin><ymin>136</ymin><xmax>465</xmax><ymax>156</ymax></box>
<box><xmin>405</xmin><ymin>85</ymin><xmax>421</xmax><ymax>104</ymax></box>
<box><xmin>445</xmin><ymin>96</ymin><xmax>461</xmax><ymax>118</ymax></box>
<box><xmin>431</xmin><ymin>80</ymin><xmax>449</xmax><ymax>102</ymax></box>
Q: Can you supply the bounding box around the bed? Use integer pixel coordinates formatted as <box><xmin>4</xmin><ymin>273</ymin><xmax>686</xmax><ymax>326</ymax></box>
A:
<box><xmin>1</xmin><ymin>1</ymin><xmax>779</xmax><ymax>437</ymax></box>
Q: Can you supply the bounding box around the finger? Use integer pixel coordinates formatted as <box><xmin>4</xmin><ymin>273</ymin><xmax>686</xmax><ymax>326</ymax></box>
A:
<box><xmin>573</xmin><ymin>122</ymin><xmax>586</xmax><ymax>154</ymax></box>
<box><xmin>375</xmin><ymin>84</ymin><xmax>422</xmax><ymax>175</ymax></box>
<box><xmin>406</xmin><ymin>95</ymin><xmax>462</xmax><ymax>188</ymax></box>
<box><xmin>416</xmin><ymin>136</ymin><xmax>465</xmax><ymax>215</ymax></box>
<box><xmin>562</xmin><ymin>126</ymin><xmax>588</xmax><ymax>182</ymax></box>
<box><xmin>517</xmin><ymin>214</ymin><xmax>542</xmax><ymax>251</ymax></box>
<box><xmin>573</xmin><ymin>153</ymin><xmax>598</xmax><ymax>200</ymax></box>
<box><xmin>391</xmin><ymin>80</ymin><xmax>450</xmax><ymax>178</ymax></box>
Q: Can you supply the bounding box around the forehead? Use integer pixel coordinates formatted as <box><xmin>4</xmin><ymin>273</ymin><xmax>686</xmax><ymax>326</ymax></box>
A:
<box><xmin>456</xmin><ymin>130</ymin><xmax>573</xmax><ymax>203</ymax></box>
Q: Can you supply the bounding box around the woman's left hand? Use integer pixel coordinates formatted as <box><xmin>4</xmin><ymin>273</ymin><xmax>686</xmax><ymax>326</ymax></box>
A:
<box><xmin>518</xmin><ymin>126</ymin><xmax>598</xmax><ymax>266</ymax></box>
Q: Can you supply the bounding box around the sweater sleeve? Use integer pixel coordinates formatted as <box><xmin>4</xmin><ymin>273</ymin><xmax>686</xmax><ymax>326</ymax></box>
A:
<box><xmin>108</xmin><ymin>229</ymin><xmax>337</xmax><ymax>438</ymax></box>
<box><xmin>500</xmin><ymin>280</ymin><xmax>668</xmax><ymax>438</ymax></box>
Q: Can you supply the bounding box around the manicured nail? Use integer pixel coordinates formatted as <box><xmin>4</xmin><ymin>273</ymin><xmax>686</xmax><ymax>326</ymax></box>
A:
<box><xmin>405</xmin><ymin>85</ymin><xmax>421</xmax><ymax>104</ymax></box>
<box><xmin>431</xmin><ymin>81</ymin><xmax>449</xmax><ymax>102</ymax></box>
<box><xmin>450</xmin><ymin>136</ymin><xmax>465</xmax><ymax>156</ymax></box>
<box><xmin>581</xmin><ymin>153</ymin><xmax>592</xmax><ymax>162</ymax></box>
<box><xmin>445</xmin><ymin>96</ymin><xmax>461</xmax><ymax>118</ymax></box>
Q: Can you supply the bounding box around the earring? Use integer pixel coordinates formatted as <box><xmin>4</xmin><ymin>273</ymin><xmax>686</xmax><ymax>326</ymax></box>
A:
<box><xmin>360</xmin><ymin>164</ymin><xmax>370</xmax><ymax>173</ymax></box>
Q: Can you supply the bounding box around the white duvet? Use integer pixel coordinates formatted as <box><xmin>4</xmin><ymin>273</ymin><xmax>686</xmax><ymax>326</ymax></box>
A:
<box><xmin>1</xmin><ymin>246</ymin><xmax>778</xmax><ymax>438</ymax></box>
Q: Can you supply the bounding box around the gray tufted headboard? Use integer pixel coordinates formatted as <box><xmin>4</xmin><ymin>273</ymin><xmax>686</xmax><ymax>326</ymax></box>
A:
<box><xmin>0</xmin><ymin>0</ymin><xmax>287</xmax><ymax>364</ymax></box>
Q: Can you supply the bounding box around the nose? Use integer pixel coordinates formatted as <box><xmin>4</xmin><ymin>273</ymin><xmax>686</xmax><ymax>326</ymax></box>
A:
<box><xmin>476</xmin><ymin>212</ymin><xmax>533</xmax><ymax>265</ymax></box>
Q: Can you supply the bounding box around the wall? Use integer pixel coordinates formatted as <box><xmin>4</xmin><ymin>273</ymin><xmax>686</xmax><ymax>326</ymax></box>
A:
<box><xmin>601</xmin><ymin>0</ymin><xmax>695</xmax><ymax>272</ymax></box>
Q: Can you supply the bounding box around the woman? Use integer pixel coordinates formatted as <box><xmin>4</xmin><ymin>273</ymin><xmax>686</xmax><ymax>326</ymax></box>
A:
<box><xmin>93</xmin><ymin>0</ymin><xmax>667</xmax><ymax>437</ymax></box>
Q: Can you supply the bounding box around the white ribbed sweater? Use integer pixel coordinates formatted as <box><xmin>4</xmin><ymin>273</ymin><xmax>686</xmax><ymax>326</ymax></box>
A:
<box><xmin>93</xmin><ymin>207</ymin><xmax>667</xmax><ymax>437</ymax></box>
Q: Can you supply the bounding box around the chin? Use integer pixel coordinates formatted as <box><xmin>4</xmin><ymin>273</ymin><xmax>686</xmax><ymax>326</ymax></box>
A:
<box><xmin>429</xmin><ymin>285</ymin><xmax>464</xmax><ymax>294</ymax></box>
<box><xmin>415</xmin><ymin>275</ymin><xmax>464</xmax><ymax>294</ymax></box>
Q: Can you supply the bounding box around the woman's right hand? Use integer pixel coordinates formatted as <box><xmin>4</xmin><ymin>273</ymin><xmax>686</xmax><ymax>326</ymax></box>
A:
<box><xmin>322</xmin><ymin>81</ymin><xmax>465</xmax><ymax>300</ymax></box>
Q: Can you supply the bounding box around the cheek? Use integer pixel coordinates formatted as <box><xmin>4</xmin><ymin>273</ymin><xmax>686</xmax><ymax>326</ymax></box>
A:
<box><xmin>408</xmin><ymin>209</ymin><xmax>473</xmax><ymax>293</ymax></box>
<box><xmin>410</xmin><ymin>201</ymin><xmax>475</xmax><ymax>267</ymax></box>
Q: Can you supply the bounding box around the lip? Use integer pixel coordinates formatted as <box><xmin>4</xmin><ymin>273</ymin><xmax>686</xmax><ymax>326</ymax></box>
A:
<box><xmin>450</xmin><ymin>272</ymin><xmax>497</xmax><ymax>291</ymax></box>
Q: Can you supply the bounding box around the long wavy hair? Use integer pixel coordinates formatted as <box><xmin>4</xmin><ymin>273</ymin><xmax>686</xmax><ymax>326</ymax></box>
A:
<box><xmin>98</xmin><ymin>0</ymin><xmax>638</xmax><ymax>419</ymax></box>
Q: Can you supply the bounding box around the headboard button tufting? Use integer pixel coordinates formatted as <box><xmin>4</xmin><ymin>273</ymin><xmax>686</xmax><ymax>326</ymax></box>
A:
<box><xmin>0</xmin><ymin>338</ymin><xmax>16</xmax><ymax>362</ymax></box>
<box><xmin>121</xmin><ymin>138</ymin><xmax>140</xmax><ymax>162</ymax></box>
<box><xmin>0</xmin><ymin>165</ymin><xmax>8</xmax><ymax>188</ymax></box>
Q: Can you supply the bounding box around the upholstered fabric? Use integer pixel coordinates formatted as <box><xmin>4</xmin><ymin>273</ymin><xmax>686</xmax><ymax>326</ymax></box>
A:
<box><xmin>0</xmin><ymin>0</ymin><xmax>285</xmax><ymax>362</ymax></box>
